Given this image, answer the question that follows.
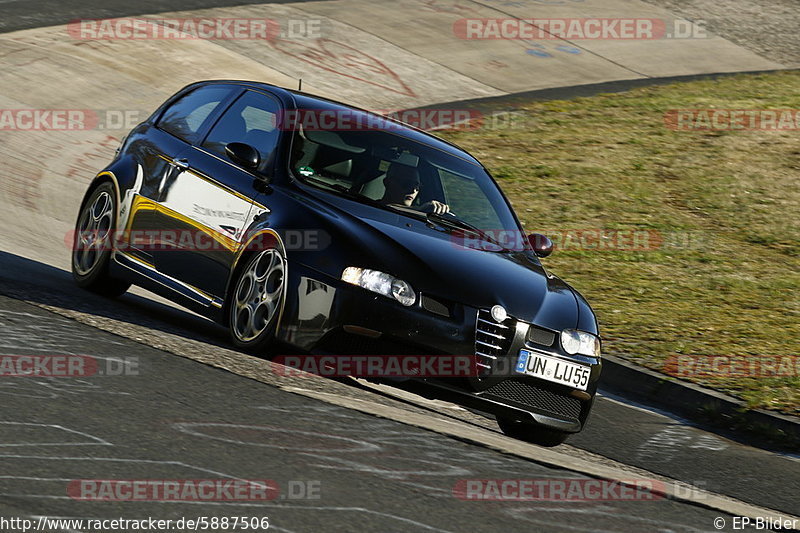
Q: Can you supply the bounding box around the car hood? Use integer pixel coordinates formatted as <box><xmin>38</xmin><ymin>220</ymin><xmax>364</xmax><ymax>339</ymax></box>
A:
<box><xmin>303</xmin><ymin>192</ymin><xmax>582</xmax><ymax>330</ymax></box>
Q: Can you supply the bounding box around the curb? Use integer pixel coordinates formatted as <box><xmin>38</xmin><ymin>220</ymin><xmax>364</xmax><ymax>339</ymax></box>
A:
<box><xmin>408</xmin><ymin>72</ymin><xmax>800</xmax><ymax>449</ymax></box>
<box><xmin>599</xmin><ymin>354</ymin><xmax>800</xmax><ymax>446</ymax></box>
<box><xmin>404</xmin><ymin>68</ymin><xmax>800</xmax><ymax>113</ymax></box>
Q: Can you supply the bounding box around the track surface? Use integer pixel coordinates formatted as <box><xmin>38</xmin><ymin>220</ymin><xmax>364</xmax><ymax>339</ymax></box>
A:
<box><xmin>0</xmin><ymin>291</ymin><xmax>783</xmax><ymax>533</ymax></box>
<box><xmin>0</xmin><ymin>1</ymin><xmax>797</xmax><ymax>531</ymax></box>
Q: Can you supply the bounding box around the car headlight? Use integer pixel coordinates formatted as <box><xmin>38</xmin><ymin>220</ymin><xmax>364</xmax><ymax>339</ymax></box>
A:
<box><xmin>560</xmin><ymin>329</ymin><xmax>601</xmax><ymax>357</ymax></box>
<box><xmin>342</xmin><ymin>267</ymin><xmax>416</xmax><ymax>306</ymax></box>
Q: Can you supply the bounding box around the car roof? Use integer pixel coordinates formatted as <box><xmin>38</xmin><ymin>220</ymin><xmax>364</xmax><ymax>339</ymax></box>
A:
<box><xmin>197</xmin><ymin>79</ymin><xmax>482</xmax><ymax>166</ymax></box>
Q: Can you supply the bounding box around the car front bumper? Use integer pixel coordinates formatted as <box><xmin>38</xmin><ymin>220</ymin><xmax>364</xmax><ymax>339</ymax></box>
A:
<box><xmin>277</xmin><ymin>262</ymin><xmax>601</xmax><ymax>433</ymax></box>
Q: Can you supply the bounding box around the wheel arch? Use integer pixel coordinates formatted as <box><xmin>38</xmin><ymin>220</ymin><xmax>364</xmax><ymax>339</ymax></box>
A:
<box><xmin>78</xmin><ymin>172</ymin><xmax>120</xmax><ymax>226</ymax></box>
<box><xmin>221</xmin><ymin>228</ymin><xmax>288</xmax><ymax>328</ymax></box>
<box><xmin>77</xmin><ymin>155</ymin><xmax>140</xmax><ymax>231</ymax></box>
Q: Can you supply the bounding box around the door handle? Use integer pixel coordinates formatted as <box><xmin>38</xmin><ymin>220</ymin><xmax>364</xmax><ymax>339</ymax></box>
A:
<box><xmin>171</xmin><ymin>158</ymin><xmax>190</xmax><ymax>170</ymax></box>
<box><xmin>159</xmin><ymin>158</ymin><xmax>189</xmax><ymax>196</ymax></box>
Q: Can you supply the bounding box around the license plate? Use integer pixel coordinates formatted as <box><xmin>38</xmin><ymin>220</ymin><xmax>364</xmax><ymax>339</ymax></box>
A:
<box><xmin>515</xmin><ymin>349</ymin><xmax>591</xmax><ymax>391</ymax></box>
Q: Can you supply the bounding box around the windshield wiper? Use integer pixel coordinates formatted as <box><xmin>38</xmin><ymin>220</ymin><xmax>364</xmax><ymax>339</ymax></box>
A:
<box><xmin>426</xmin><ymin>212</ymin><xmax>511</xmax><ymax>253</ymax></box>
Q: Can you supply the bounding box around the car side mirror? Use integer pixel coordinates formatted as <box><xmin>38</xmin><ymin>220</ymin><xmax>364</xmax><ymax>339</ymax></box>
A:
<box><xmin>528</xmin><ymin>233</ymin><xmax>554</xmax><ymax>258</ymax></box>
<box><xmin>225</xmin><ymin>142</ymin><xmax>260</xmax><ymax>171</ymax></box>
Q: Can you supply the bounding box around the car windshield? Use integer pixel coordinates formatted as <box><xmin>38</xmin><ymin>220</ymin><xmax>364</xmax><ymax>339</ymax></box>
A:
<box><xmin>288</xmin><ymin>117</ymin><xmax>521</xmax><ymax>234</ymax></box>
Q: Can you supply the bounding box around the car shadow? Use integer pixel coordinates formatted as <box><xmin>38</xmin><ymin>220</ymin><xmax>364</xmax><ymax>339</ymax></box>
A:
<box><xmin>0</xmin><ymin>250</ymin><xmax>234</xmax><ymax>351</ymax></box>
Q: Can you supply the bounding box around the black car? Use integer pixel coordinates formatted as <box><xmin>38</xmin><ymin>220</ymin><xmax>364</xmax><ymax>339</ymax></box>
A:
<box><xmin>72</xmin><ymin>80</ymin><xmax>601</xmax><ymax>446</ymax></box>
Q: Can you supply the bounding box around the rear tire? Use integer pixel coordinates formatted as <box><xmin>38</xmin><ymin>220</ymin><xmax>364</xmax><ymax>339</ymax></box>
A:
<box><xmin>497</xmin><ymin>416</ymin><xmax>569</xmax><ymax>447</ymax></box>
<box><xmin>71</xmin><ymin>183</ymin><xmax>130</xmax><ymax>298</ymax></box>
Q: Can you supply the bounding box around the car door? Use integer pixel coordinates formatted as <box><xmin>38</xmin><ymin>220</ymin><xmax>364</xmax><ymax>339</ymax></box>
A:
<box><xmin>122</xmin><ymin>84</ymin><xmax>238</xmax><ymax>267</ymax></box>
<box><xmin>155</xmin><ymin>89</ymin><xmax>282</xmax><ymax>298</ymax></box>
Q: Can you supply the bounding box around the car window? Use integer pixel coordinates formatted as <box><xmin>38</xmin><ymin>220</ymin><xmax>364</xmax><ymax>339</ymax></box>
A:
<box><xmin>157</xmin><ymin>85</ymin><xmax>232</xmax><ymax>144</ymax></box>
<box><xmin>290</xmin><ymin>124</ymin><xmax>520</xmax><ymax>232</ymax></box>
<box><xmin>202</xmin><ymin>90</ymin><xmax>280</xmax><ymax>173</ymax></box>
<box><xmin>439</xmin><ymin>167</ymin><xmax>502</xmax><ymax>229</ymax></box>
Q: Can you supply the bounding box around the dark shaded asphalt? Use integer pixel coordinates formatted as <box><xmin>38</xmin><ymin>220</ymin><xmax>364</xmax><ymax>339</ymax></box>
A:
<box><xmin>570</xmin><ymin>394</ymin><xmax>800</xmax><ymax>516</ymax></box>
<box><xmin>0</xmin><ymin>0</ymin><xmax>328</xmax><ymax>34</ymax></box>
<box><xmin>0</xmin><ymin>292</ymin><xmax>741</xmax><ymax>533</ymax></box>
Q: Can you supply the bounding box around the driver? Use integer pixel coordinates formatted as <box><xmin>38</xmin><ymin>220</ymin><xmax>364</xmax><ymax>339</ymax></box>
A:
<box><xmin>379</xmin><ymin>163</ymin><xmax>450</xmax><ymax>215</ymax></box>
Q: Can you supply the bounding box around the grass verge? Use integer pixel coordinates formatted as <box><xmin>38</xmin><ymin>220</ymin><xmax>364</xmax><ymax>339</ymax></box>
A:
<box><xmin>437</xmin><ymin>71</ymin><xmax>799</xmax><ymax>415</ymax></box>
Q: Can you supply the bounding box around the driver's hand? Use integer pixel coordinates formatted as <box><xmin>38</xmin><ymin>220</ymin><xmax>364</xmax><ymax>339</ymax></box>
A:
<box><xmin>421</xmin><ymin>200</ymin><xmax>450</xmax><ymax>215</ymax></box>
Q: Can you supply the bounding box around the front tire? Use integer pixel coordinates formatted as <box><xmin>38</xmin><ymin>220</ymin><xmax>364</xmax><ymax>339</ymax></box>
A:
<box><xmin>497</xmin><ymin>416</ymin><xmax>569</xmax><ymax>447</ymax></box>
<box><xmin>72</xmin><ymin>183</ymin><xmax>130</xmax><ymax>298</ymax></box>
<box><xmin>229</xmin><ymin>249</ymin><xmax>286</xmax><ymax>352</ymax></box>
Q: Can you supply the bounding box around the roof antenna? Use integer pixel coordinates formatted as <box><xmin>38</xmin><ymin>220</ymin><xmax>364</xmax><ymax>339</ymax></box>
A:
<box><xmin>298</xmin><ymin>78</ymin><xmax>303</xmax><ymax>91</ymax></box>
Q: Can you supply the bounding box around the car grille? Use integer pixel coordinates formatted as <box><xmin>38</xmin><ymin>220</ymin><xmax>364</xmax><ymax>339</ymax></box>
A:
<box><xmin>483</xmin><ymin>379</ymin><xmax>583</xmax><ymax>421</ymax></box>
<box><xmin>474</xmin><ymin>309</ymin><xmax>515</xmax><ymax>377</ymax></box>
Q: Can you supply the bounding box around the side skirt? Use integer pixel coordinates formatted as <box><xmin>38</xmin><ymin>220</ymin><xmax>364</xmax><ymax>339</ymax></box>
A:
<box><xmin>111</xmin><ymin>251</ymin><xmax>225</xmax><ymax>321</ymax></box>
